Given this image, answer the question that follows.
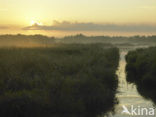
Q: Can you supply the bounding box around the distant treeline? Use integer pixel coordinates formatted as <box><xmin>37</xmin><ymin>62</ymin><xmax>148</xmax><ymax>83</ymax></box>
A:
<box><xmin>60</xmin><ymin>34</ymin><xmax>156</xmax><ymax>44</ymax></box>
<box><xmin>0</xmin><ymin>44</ymin><xmax>119</xmax><ymax>117</ymax></box>
<box><xmin>62</xmin><ymin>34</ymin><xmax>156</xmax><ymax>42</ymax></box>
<box><xmin>0</xmin><ymin>34</ymin><xmax>156</xmax><ymax>47</ymax></box>
<box><xmin>126</xmin><ymin>47</ymin><xmax>156</xmax><ymax>104</ymax></box>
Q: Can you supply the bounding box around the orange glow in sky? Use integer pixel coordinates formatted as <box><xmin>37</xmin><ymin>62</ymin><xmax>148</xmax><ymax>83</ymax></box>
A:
<box><xmin>0</xmin><ymin>0</ymin><xmax>156</xmax><ymax>36</ymax></box>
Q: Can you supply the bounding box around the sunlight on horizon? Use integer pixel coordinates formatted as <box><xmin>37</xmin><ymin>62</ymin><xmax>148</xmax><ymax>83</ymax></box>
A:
<box><xmin>0</xmin><ymin>0</ymin><xmax>156</xmax><ymax>36</ymax></box>
<box><xmin>30</xmin><ymin>20</ymin><xmax>43</xmax><ymax>26</ymax></box>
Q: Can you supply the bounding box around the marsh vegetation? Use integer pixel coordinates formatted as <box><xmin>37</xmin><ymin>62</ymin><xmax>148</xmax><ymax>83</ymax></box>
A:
<box><xmin>0</xmin><ymin>43</ymin><xmax>119</xmax><ymax>117</ymax></box>
<box><xmin>126</xmin><ymin>47</ymin><xmax>156</xmax><ymax>105</ymax></box>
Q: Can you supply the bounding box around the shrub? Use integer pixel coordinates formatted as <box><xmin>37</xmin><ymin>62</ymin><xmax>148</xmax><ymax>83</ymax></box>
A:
<box><xmin>0</xmin><ymin>44</ymin><xmax>119</xmax><ymax>117</ymax></box>
<box><xmin>126</xmin><ymin>47</ymin><xmax>156</xmax><ymax>104</ymax></box>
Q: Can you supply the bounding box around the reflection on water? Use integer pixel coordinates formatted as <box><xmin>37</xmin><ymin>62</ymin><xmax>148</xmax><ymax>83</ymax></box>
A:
<box><xmin>110</xmin><ymin>50</ymin><xmax>155</xmax><ymax>117</ymax></box>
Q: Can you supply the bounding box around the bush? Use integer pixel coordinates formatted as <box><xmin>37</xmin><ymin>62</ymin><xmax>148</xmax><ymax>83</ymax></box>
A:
<box><xmin>0</xmin><ymin>44</ymin><xmax>119</xmax><ymax>117</ymax></box>
<box><xmin>126</xmin><ymin>47</ymin><xmax>156</xmax><ymax>104</ymax></box>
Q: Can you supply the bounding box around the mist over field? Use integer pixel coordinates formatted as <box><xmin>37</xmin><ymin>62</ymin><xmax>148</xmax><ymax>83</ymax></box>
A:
<box><xmin>0</xmin><ymin>33</ymin><xmax>156</xmax><ymax>117</ymax></box>
<box><xmin>0</xmin><ymin>34</ymin><xmax>156</xmax><ymax>47</ymax></box>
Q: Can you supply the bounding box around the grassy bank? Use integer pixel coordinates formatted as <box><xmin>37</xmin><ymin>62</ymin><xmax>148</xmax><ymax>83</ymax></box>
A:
<box><xmin>126</xmin><ymin>47</ymin><xmax>156</xmax><ymax>104</ymax></box>
<box><xmin>0</xmin><ymin>44</ymin><xmax>119</xmax><ymax>117</ymax></box>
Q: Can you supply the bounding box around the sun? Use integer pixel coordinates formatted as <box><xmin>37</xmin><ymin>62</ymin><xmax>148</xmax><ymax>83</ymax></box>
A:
<box><xmin>30</xmin><ymin>20</ymin><xmax>43</xmax><ymax>26</ymax></box>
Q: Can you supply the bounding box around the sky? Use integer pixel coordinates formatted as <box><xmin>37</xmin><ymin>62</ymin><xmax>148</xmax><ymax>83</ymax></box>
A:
<box><xmin>0</xmin><ymin>0</ymin><xmax>156</xmax><ymax>36</ymax></box>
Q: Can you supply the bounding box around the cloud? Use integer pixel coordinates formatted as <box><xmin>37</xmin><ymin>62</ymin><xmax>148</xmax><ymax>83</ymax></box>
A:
<box><xmin>23</xmin><ymin>21</ymin><xmax>156</xmax><ymax>32</ymax></box>
<box><xmin>0</xmin><ymin>26</ymin><xmax>9</xmax><ymax>30</ymax></box>
<box><xmin>0</xmin><ymin>25</ymin><xmax>20</xmax><ymax>30</ymax></box>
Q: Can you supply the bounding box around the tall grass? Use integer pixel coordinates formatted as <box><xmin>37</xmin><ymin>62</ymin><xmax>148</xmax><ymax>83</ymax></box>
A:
<box><xmin>0</xmin><ymin>44</ymin><xmax>119</xmax><ymax>117</ymax></box>
<box><xmin>126</xmin><ymin>47</ymin><xmax>156</xmax><ymax>104</ymax></box>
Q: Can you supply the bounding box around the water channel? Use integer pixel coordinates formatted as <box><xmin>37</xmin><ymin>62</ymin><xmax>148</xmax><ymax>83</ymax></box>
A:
<box><xmin>111</xmin><ymin>49</ymin><xmax>155</xmax><ymax>117</ymax></box>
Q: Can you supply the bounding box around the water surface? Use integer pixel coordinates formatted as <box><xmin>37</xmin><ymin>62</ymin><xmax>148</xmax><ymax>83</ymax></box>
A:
<box><xmin>111</xmin><ymin>50</ymin><xmax>155</xmax><ymax>117</ymax></box>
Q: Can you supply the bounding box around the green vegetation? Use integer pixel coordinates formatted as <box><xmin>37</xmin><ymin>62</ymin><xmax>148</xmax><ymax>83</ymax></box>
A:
<box><xmin>126</xmin><ymin>47</ymin><xmax>156</xmax><ymax>104</ymax></box>
<box><xmin>0</xmin><ymin>44</ymin><xmax>119</xmax><ymax>117</ymax></box>
<box><xmin>1</xmin><ymin>34</ymin><xmax>156</xmax><ymax>47</ymax></box>
<box><xmin>60</xmin><ymin>34</ymin><xmax>156</xmax><ymax>45</ymax></box>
